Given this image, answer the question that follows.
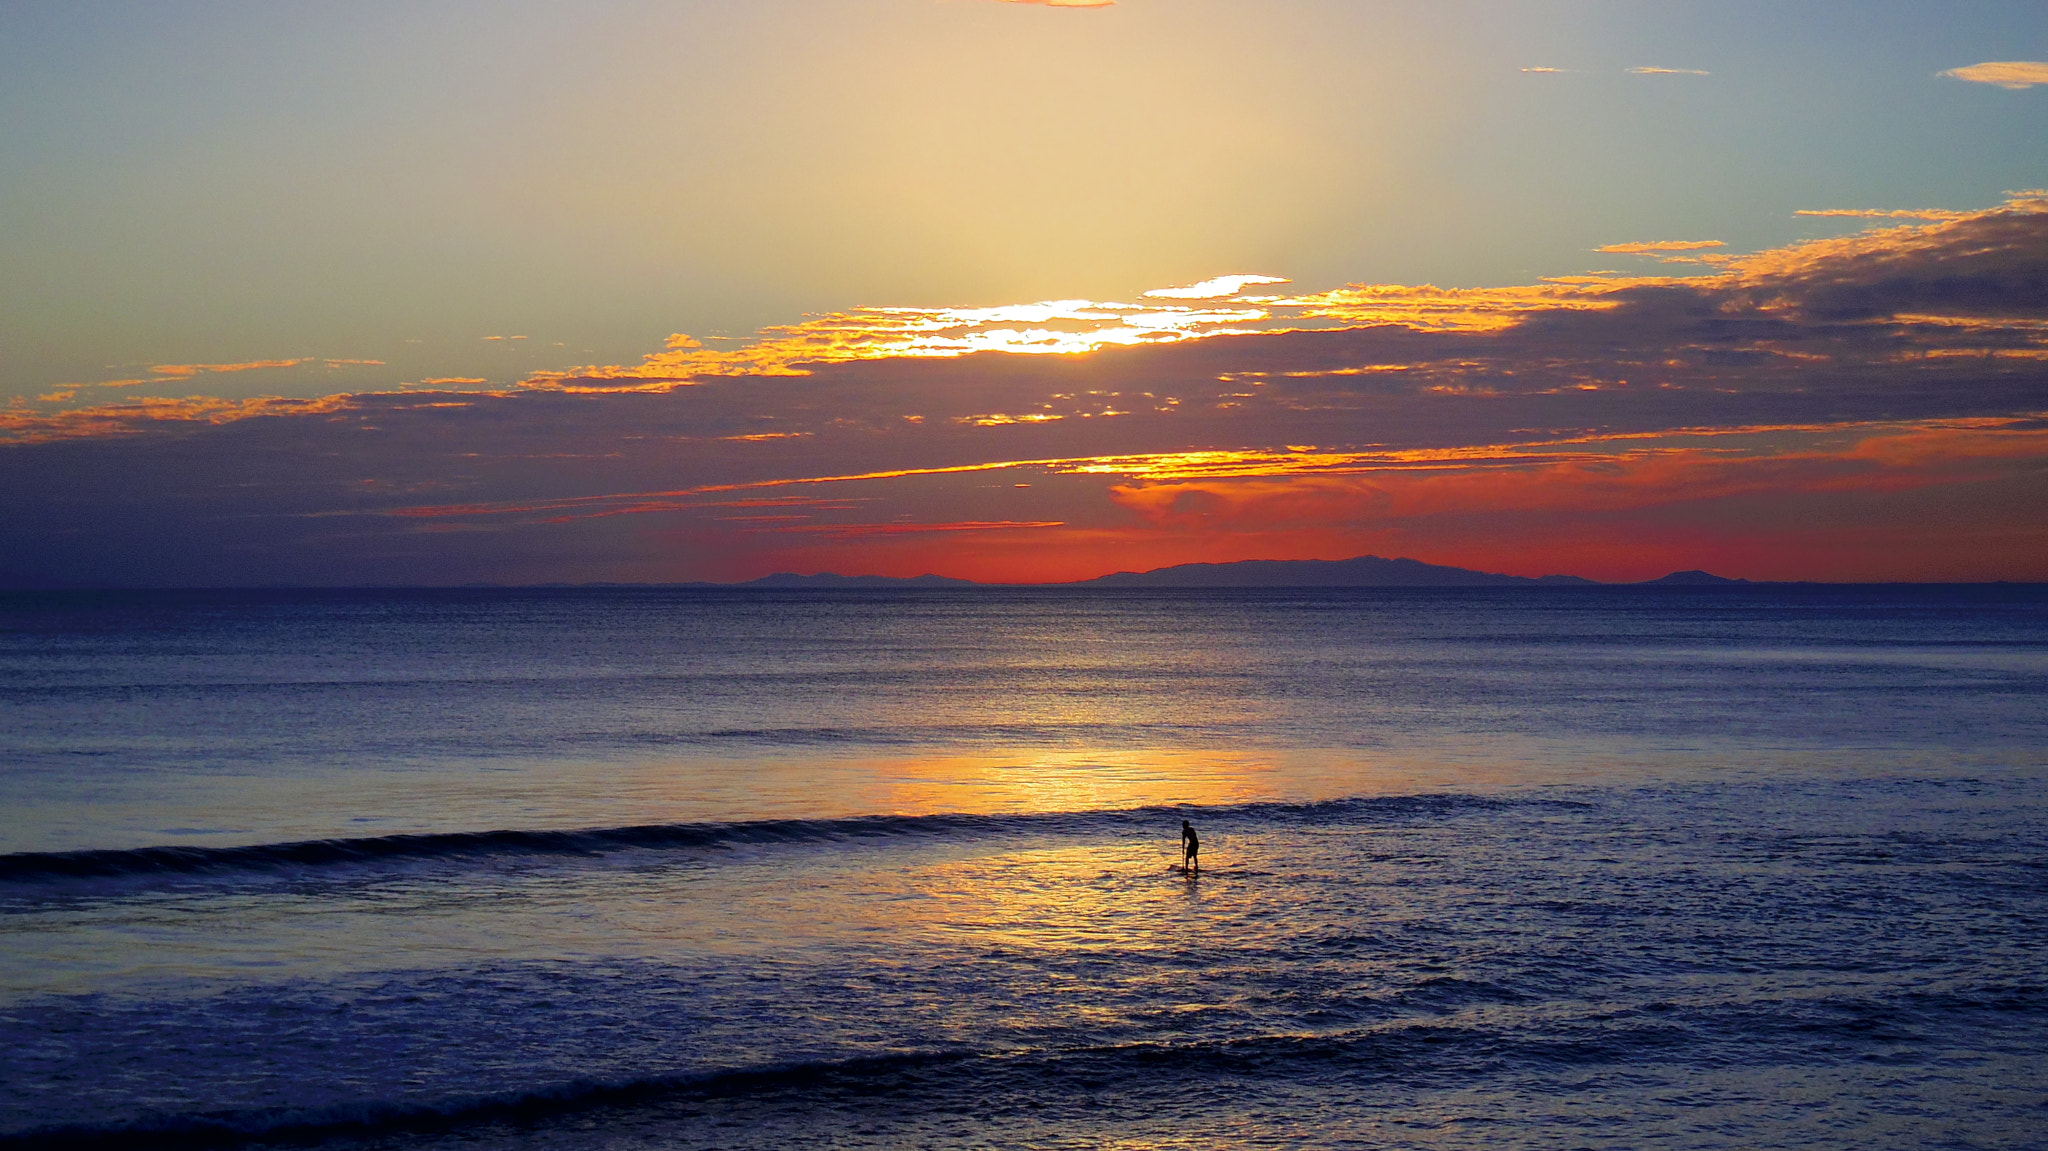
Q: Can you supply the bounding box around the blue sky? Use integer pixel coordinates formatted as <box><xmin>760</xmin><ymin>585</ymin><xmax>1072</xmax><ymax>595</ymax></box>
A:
<box><xmin>4</xmin><ymin>1</ymin><xmax>2042</xmax><ymax>400</ymax></box>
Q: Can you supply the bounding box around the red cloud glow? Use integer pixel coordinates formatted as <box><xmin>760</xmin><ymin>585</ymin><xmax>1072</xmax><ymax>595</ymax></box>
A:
<box><xmin>3</xmin><ymin>196</ymin><xmax>2044</xmax><ymax>585</ymax></box>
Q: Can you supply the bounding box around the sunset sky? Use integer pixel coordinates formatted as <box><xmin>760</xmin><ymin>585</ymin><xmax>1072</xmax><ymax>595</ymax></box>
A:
<box><xmin>4</xmin><ymin>0</ymin><xmax>2045</xmax><ymax>585</ymax></box>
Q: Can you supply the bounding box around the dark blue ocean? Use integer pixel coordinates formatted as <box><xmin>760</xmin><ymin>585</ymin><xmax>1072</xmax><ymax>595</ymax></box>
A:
<box><xmin>2</xmin><ymin>586</ymin><xmax>2044</xmax><ymax>1149</ymax></box>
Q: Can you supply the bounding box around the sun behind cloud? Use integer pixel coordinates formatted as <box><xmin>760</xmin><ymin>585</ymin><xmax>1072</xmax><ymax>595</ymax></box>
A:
<box><xmin>4</xmin><ymin>194</ymin><xmax>2044</xmax><ymax>585</ymax></box>
<box><xmin>1143</xmin><ymin>275</ymin><xmax>1290</xmax><ymax>300</ymax></box>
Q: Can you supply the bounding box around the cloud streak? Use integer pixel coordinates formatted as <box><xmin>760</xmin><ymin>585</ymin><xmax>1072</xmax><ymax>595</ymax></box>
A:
<box><xmin>1796</xmin><ymin>208</ymin><xmax>1972</xmax><ymax>221</ymax></box>
<box><xmin>1940</xmin><ymin>61</ymin><xmax>2048</xmax><ymax>90</ymax></box>
<box><xmin>1144</xmin><ymin>275</ymin><xmax>1290</xmax><ymax>300</ymax></box>
<box><xmin>147</xmin><ymin>359</ymin><xmax>309</xmax><ymax>380</ymax></box>
<box><xmin>1596</xmin><ymin>240</ymin><xmax>1726</xmax><ymax>254</ymax></box>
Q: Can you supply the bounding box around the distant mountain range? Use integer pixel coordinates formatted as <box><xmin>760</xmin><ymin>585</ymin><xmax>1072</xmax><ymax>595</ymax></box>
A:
<box><xmin>1071</xmin><ymin>555</ymin><xmax>1598</xmax><ymax>587</ymax></box>
<box><xmin>720</xmin><ymin>556</ymin><xmax>1750</xmax><ymax>588</ymax></box>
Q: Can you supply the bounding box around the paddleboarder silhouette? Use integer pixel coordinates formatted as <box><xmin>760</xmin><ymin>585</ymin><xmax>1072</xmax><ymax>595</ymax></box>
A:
<box><xmin>1181</xmin><ymin>819</ymin><xmax>1199</xmax><ymax>873</ymax></box>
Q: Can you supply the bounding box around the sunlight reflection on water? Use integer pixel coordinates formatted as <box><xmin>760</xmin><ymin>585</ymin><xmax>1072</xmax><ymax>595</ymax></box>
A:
<box><xmin>3</xmin><ymin>588</ymin><xmax>2044</xmax><ymax>1148</ymax></box>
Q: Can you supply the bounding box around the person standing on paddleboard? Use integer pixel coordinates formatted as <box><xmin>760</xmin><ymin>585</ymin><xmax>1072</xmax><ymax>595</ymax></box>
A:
<box><xmin>1181</xmin><ymin>819</ymin><xmax>1199</xmax><ymax>872</ymax></box>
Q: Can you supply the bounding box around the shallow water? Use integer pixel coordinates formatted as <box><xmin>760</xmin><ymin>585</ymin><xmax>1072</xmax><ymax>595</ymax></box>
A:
<box><xmin>1</xmin><ymin>587</ymin><xmax>2044</xmax><ymax>1148</ymax></box>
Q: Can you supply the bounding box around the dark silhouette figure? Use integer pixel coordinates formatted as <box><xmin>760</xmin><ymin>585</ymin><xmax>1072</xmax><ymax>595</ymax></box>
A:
<box><xmin>1181</xmin><ymin>819</ymin><xmax>1199</xmax><ymax>872</ymax></box>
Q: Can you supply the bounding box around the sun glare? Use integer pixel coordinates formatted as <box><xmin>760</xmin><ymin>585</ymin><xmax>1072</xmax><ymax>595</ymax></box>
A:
<box><xmin>527</xmin><ymin>274</ymin><xmax>1639</xmax><ymax>391</ymax></box>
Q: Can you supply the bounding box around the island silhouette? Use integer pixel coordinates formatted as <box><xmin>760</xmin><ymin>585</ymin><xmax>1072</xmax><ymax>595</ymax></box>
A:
<box><xmin>652</xmin><ymin>556</ymin><xmax>1753</xmax><ymax>589</ymax></box>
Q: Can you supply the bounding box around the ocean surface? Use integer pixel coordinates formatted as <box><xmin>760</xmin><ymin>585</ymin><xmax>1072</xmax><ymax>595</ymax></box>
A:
<box><xmin>1</xmin><ymin>585</ymin><xmax>2044</xmax><ymax>1149</ymax></box>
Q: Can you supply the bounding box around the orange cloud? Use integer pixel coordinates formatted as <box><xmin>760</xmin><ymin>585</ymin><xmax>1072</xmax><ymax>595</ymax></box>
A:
<box><xmin>1628</xmin><ymin>66</ymin><xmax>1710</xmax><ymax>76</ymax></box>
<box><xmin>1795</xmin><ymin>208</ymin><xmax>1971</xmax><ymax>221</ymax></box>
<box><xmin>1103</xmin><ymin>419</ymin><xmax>2045</xmax><ymax>520</ymax></box>
<box><xmin>504</xmin><ymin>193</ymin><xmax>2044</xmax><ymax>394</ymax></box>
<box><xmin>1596</xmin><ymin>240</ymin><xmax>1726</xmax><ymax>253</ymax></box>
<box><xmin>1079</xmin><ymin>420</ymin><xmax>2048</xmax><ymax>581</ymax></box>
<box><xmin>0</xmin><ymin>393</ymin><xmax>354</xmax><ymax>441</ymax></box>
<box><xmin>356</xmin><ymin>415</ymin><xmax>2045</xmax><ymax>540</ymax></box>
<box><xmin>766</xmin><ymin>520</ymin><xmax>1065</xmax><ymax>537</ymax></box>
<box><xmin>530</xmin><ymin>294</ymin><xmax>1287</xmax><ymax>388</ymax></box>
<box><xmin>148</xmin><ymin>359</ymin><xmax>307</xmax><ymax>379</ymax></box>
<box><xmin>1940</xmin><ymin>61</ymin><xmax>2048</xmax><ymax>90</ymax></box>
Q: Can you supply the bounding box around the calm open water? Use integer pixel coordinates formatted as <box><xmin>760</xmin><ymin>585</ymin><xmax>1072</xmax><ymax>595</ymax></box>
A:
<box><xmin>1</xmin><ymin>586</ymin><xmax>2044</xmax><ymax>1149</ymax></box>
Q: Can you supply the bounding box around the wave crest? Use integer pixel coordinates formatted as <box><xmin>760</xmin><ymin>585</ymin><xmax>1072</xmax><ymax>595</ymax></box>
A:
<box><xmin>0</xmin><ymin>795</ymin><xmax>1516</xmax><ymax>883</ymax></box>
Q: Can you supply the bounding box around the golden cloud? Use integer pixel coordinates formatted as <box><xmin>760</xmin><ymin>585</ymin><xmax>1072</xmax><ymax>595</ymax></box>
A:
<box><xmin>11</xmin><ymin>194</ymin><xmax>2046</xmax><ymax>458</ymax></box>
<box><xmin>348</xmin><ymin>416</ymin><xmax>2048</xmax><ymax>547</ymax></box>
<box><xmin>1144</xmin><ymin>275</ymin><xmax>1291</xmax><ymax>300</ymax></box>
<box><xmin>1596</xmin><ymin>240</ymin><xmax>1726</xmax><ymax>254</ymax></box>
<box><xmin>1795</xmin><ymin>208</ymin><xmax>1971</xmax><ymax>221</ymax></box>
<box><xmin>148</xmin><ymin>359</ymin><xmax>308</xmax><ymax>379</ymax></box>
<box><xmin>0</xmin><ymin>393</ymin><xmax>355</xmax><ymax>441</ymax></box>
<box><xmin>1102</xmin><ymin>418</ymin><xmax>2048</xmax><ymax>527</ymax></box>
<box><xmin>1940</xmin><ymin>61</ymin><xmax>2048</xmax><ymax>90</ymax></box>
